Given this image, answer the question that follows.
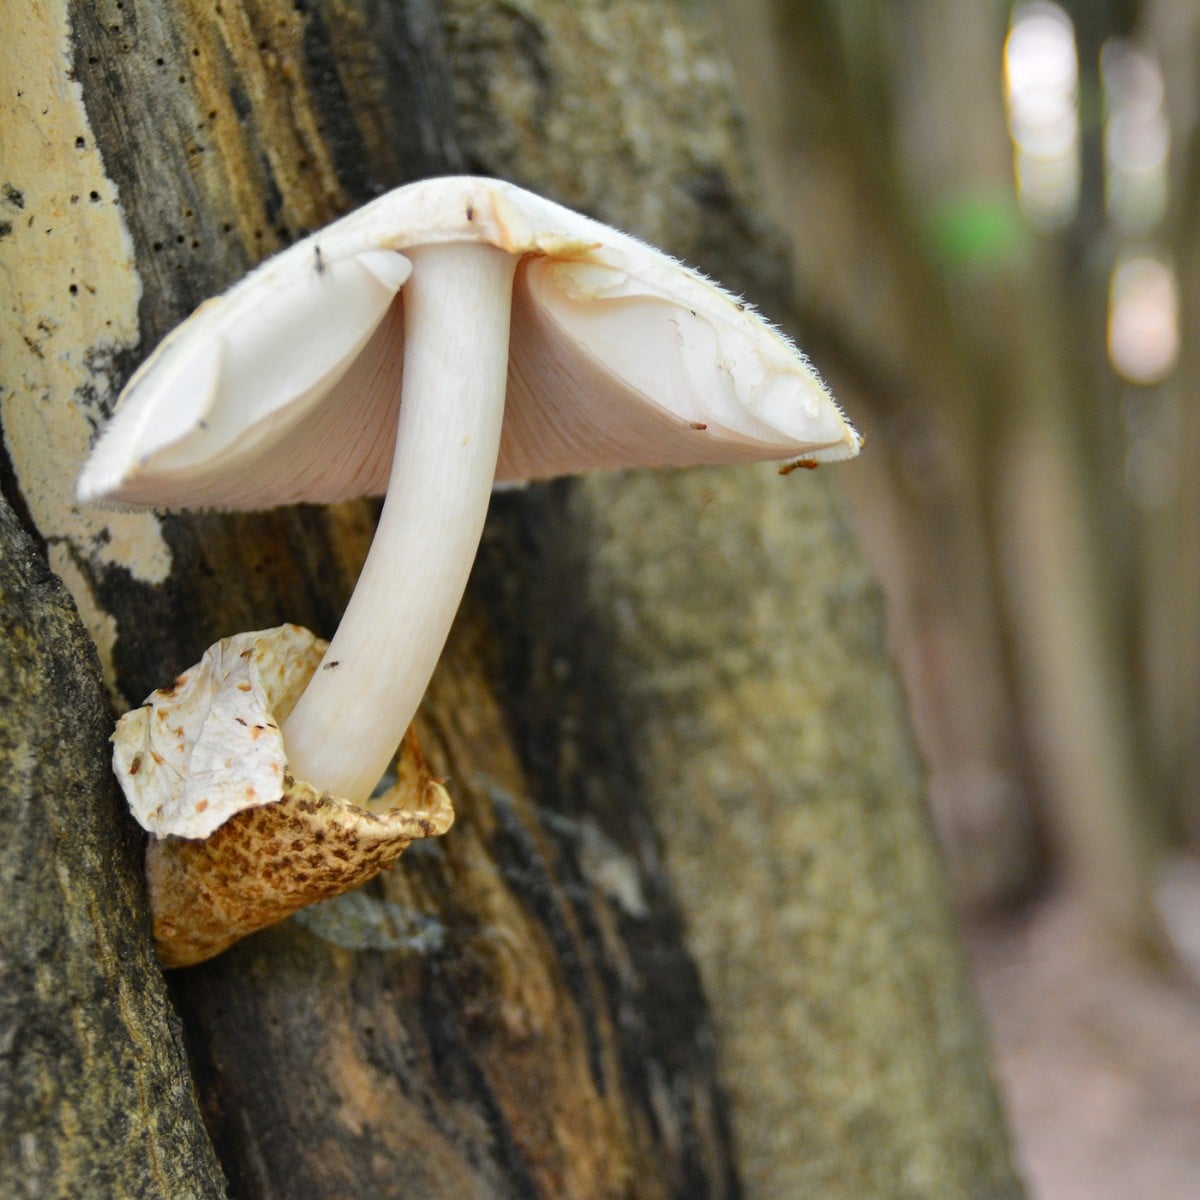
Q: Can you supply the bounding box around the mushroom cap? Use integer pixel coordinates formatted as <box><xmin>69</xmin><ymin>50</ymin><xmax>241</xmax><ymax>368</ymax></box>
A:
<box><xmin>116</xmin><ymin>623</ymin><xmax>329</xmax><ymax>837</ymax></box>
<box><xmin>78</xmin><ymin>176</ymin><xmax>859</xmax><ymax>511</ymax></box>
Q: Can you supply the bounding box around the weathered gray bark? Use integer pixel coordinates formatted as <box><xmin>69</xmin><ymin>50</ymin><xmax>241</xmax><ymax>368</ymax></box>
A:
<box><xmin>0</xmin><ymin>1</ymin><xmax>1023</xmax><ymax>1197</ymax></box>
<box><xmin>568</xmin><ymin>471</ymin><xmax>1021</xmax><ymax>1198</ymax></box>
<box><xmin>720</xmin><ymin>0</ymin><xmax>1168</xmax><ymax>954</ymax></box>
<box><xmin>0</xmin><ymin>495</ymin><xmax>227</xmax><ymax>1197</ymax></box>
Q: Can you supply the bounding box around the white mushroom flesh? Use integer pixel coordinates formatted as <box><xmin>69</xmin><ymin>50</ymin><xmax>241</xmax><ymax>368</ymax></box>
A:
<box><xmin>281</xmin><ymin>243</ymin><xmax>518</xmax><ymax>804</ymax></box>
<box><xmin>79</xmin><ymin>176</ymin><xmax>862</xmax><ymax>808</ymax></box>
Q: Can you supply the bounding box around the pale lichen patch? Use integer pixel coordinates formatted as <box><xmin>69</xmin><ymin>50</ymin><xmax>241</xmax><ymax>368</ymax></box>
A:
<box><xmin>0</xmin><ymin>5</ymin><xmax>172</xmax><ymax>669</ymax></box>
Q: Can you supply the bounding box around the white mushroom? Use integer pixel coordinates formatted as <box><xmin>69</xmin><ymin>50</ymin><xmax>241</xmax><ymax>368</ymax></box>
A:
<box><xmin>80</xmin><ymin>176</ymin><xmax>860</xmax><ymax>810</ymax></box>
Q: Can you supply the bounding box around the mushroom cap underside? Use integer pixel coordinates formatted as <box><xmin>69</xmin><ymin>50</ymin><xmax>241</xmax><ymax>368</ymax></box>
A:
<box><xmin>79</xmin><ymin>176</ymin><xmax>860</xmax><ymax>511</ymax></box>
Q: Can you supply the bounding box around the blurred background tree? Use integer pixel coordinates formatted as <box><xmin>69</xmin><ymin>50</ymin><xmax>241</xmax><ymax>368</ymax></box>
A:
<box><xmin>724</xmin><ymin>4</ymin><xmax>1200</xmax><ymax>1192</ymax></box>
<box><xmin>725</xmin><ymin>0</ymin><xmax>1200</xmax><ymax>957</ymax></box>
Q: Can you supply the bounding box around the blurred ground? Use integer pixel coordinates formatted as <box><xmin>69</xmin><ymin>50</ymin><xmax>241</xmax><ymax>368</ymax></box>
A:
<box><xmin>969</xmin><ymin>886</ymin><xmax>1200</xmax><ymax>1200</ymax></box>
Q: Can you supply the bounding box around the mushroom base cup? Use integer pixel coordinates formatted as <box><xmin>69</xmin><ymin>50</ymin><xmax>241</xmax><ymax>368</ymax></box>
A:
<box><xmin>147</xmin><ymin>727</ymin><xmax>453</xmax><ymax>968</ymax></box>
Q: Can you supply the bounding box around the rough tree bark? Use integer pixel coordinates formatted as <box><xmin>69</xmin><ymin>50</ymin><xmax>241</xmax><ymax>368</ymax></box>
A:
<box><xmin>0</xmin><ymin>2</ymin><xmax>1023</xmax><ymax>1198</ymax></box>
<box><xmin>0</xmin><ymin>493</ymin><xmax>226</xmax><ymax>1197</ymax></box>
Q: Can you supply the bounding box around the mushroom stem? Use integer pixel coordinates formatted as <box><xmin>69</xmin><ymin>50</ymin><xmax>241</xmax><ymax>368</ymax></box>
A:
<box><xmin>282</xmin><ymin>243</ymin><xmax>518</xmax><ymax>804</ymax></box>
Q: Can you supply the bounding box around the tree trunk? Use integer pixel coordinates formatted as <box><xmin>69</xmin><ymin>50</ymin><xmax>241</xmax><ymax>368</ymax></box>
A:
<box><xmin>0</xmin><ymin>2</ymin><xmax>1023</xmax><ymax>1197</ymax></box>
<box><xmin>0</xmin><ymin>494</ymin><xmax>227</xmax><ymax>1197</ymax></box>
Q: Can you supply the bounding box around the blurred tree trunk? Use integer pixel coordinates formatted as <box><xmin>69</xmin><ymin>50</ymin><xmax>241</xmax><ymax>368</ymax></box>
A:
<box><xmin>723</xmin><ymin>0</ymin><xmax>1171</xmax><ymax>950</ymax></box>
<box><xmin>721</xmin><ymin>0</ymin><xmax>1046</xmax><ymax>913</ymax></box>
<box><xmin>0</xmin><ymin>2</ymin><xmax>1023</xmax><ymax>1197</ymax></box>
<box><xmin>0</xmin><ymin>493</ymin><xmax>227</xmax><ymax>1197</ymax></box>
<box><xmin>1146</xmin><ymin>0</ymin><xmax>1200</xmax><ymax>847</ymax></box>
